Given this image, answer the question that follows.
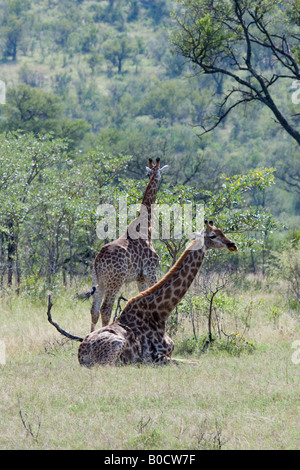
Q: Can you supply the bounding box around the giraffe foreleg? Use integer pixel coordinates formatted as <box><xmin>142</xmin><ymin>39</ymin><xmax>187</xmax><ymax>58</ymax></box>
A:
<box><xmin>100</xmin><ymin>286</ymin><xmax>122</xmax><ymax>327</ymax></box>
<box><xmin>90</xmin><ymin>285</ymin><xmax>104</xmax><ymax>332</ymax></box>
<box><xmin>152</xmin><ymin>354</ymin><xmax>172</xmax><ymax>365</ymax></box>
<box><xmin>151</xmin><ymin>333</ymin><xmax>174</xmax><ymax>365</ymax></box>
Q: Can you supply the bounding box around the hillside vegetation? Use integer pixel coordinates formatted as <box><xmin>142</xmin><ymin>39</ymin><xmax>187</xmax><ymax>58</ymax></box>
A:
<box><xmin>0</xmin><ymin>0</ymin><xmax>300</xmax><ymax>450</ymax></box>
<box><xmin>0</xmin><ymin>0</ymin><xmax>299</xmax><ymax>288</ymax></box>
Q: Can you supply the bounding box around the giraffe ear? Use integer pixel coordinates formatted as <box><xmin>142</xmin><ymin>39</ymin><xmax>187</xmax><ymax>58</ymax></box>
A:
<box><xmin>146</xmin><ymin>167</ymin><xmax>153</xmax><ymax>176</ymax></box>
<box><xmin>159</xmin><ymin>165</ymin><xmax>169</xmax><ymax>174</ymax></box>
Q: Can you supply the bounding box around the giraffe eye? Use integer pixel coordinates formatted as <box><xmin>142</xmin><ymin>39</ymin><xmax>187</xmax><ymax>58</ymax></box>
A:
<box><xmin>210</xmin><ymin>235</ymin><xmax>217</xmax><ymax>239</ymax></box>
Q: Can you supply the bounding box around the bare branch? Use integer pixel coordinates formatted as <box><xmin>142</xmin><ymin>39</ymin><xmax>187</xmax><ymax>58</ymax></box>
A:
<box><xmin>46</xmin><ymin>295</ymin><xmax>83</xmax><ymax>342</ymax></box>
<box><xmin>172</xmin><ymin>0</ymin><xmax>300</xmax><ymax>145</ymax></box>
<box><xmin>197</xmin><ymin>92</ymin><xmax>256</xmax><ymax>136</ymax></box>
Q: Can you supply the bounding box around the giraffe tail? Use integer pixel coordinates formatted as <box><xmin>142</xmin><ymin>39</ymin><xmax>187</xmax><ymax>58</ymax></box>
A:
<box><xmin>77</xmin><ymin>285</ymin><xmax>97</xmax><ymax>302</ymax></box>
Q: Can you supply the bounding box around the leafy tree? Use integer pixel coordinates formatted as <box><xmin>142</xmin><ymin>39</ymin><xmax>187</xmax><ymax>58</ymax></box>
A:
<box><xmin>141</xmin><ymin>78</ymin><xmax>190</xmax><ymax>124</ymax></box>
<box><xmin>1</xmin><ymin>84</ymin><xmax>90</xmax><ymax>148</ymax></box>
<box><xmin>156</xmin><ymin>167</ymin><xmax>277</xmax><ymax>268</ymax></box>
<box><xmin>0</xmin><ymin>0</ymin><xmax>30</xmax><ymax>61</ymax></box>
<box><xmin>52</xmin><ymin>18</ymin><xmax>73</xmax><ymax>48</ymax></box>
<box><xmin>0</xmin><ymin>133</ymin><xmax>68</xmax><ymax>288</ymax></box>
<box><xmin>0</xmin><ymin>132</ymin><xmax>131</xmax><ymax>289</ymax></box>
<box><xmin>127</xmin><ymin>0</ymin><xmax>140</xmax><ymax>22</ymax></box>
<box><xmin>171</xmin><ymin>0</ymin><xmax>300</xmax><ymax>146</ymax></box>
<box><xmin>145</xmin><ymin>0</ymin><xmax>170</xmax><ymax>25</ymax></box>
<box><xmin>80</xmin><ymin>25</ymin><xmax>98</xmax><ymax>54</ymax></box>
<box><xmin>96</xmin><ymin>0</ymin><xmax>125</xmax><ymax>26</ymax></box>
<box><xmin>271</xmin><ymin>242</ymin><xmax>300</xmax><ymax>312</ymax></box>
<box><xmin>1</xmin><ymin>84</ymin><xmax>61</xmax><ymax>133</ymax></box>
<box><xmin>103</xmin><ymin>34</ymin><xmax>137</xmax><ymax>74</ymax></box>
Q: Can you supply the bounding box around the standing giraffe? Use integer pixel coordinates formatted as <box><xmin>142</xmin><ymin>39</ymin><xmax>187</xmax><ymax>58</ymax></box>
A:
<box><xmin>77</xmin><ymin>221</ymin><xmax>238</xmax><ymax>366</ymax></box>
<box><xmin>82</xmin><ymin>158</ymin><xmax>169</xmax><ymax>331</ymax></box>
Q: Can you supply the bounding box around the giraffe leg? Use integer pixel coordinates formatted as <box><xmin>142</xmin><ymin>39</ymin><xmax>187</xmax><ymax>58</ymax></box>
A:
<box><xmin>153</xmin><ymin>354</ymin><xmax>172</xmax><ymax>365</ymax></box>
<box><xmin>100</xmin><ymin>288</ymin><xmax>121</xmax><ymax>327</ymax></box>
<box><xmin>151</xmin><ymin>333</ymin><xmax>174</xmax><ymax>365</ymax></box>
<box><xmin>78</xmin><ymin>331</ymin><xmax>126</xmax><ymax>367</ymax></box>
<box><xmin>90</xmin><ymin>285</ymin><xmax>104</xmax><ymax>332</ymax></box>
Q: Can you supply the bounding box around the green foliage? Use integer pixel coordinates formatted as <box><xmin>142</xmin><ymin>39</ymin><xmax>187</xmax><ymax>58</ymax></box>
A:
<box><xmin>141</xmin><ymin>78</ymin><xmax>190</xmax><ymax>124</ymax></box>
<box><xmin>103</xmin><ymin>33</ymin><xmax>140</xmax><ymax>74</ymax></box>
<box><xmin>0</xmin><ymin>0</ymin><xmax>31</xmax><ymax>61</ymax></box>
<box><xmin>0</xmin><ymin>132</ymin><xmax>131</xmax><ymax>288</ymax></box>
<box><xmin>271</xmin><ymin>243</ymin><xmax>300</xmax><ymax>312</ymax></box>
<box><xmin>175</xmin><ymin>332</ymin><xmax>256</xmax><ymax>357</ymax></box>
<box><xmin>0</xmin><ymin>0</ymin><xmax>298</xmax><ymax>288</ymax></box>
<box><xmin>0</xmin><ymin>84</ymin><xmax>90</xmax><ymax>148</ymax></box>
<box><xmin>152</xmin><ymin>167</ymin><xmax>277</xmax><ymax>267</ymax></box>
<box><xmin>171</xmin><ymin>284</ymin><xmax>258</xmax><ymax>358</ymax></box>
<box><xmin>171</xmin><ymin>0</ymin><xmax>300</xmax><ymax>146</ymax></box>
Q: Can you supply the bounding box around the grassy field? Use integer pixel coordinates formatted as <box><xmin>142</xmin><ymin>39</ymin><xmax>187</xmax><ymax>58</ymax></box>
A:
<box><xmin>0</xmin><ymin>282</ymin><xmax>299</xmax><ymax>450</ymax></box>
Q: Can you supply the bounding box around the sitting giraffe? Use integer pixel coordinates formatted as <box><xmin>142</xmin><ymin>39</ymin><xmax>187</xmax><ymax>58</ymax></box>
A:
<box><xmin>77</xmin><ymin>221</ymin><xmax>238</xmax><ymax>366</ymax></box>
<box><xmin>82</xmin><ymin>158</ymin><xmax>169</xmax><ymax>331</ymax></box>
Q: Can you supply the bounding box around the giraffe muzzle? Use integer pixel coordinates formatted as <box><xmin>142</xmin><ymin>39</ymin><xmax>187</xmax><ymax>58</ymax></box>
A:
<box><xmin>228</xmin><ymin>243</ymin><xmax>238</xmax><ymax>252</ymax></box>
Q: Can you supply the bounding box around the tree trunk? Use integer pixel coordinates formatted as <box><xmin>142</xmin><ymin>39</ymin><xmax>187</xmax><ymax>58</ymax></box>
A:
<box><xmin>12</xmin><ymin>41</ymin><xmax>17</xmax><ymax>62</ymax></box>
<box><xmin>7</xmin><ymin>219</ymin><xmax>19</xmax><ymax>287</ymax></box>
<box><xmin>208</xmin><ymin>292</ymin><xmax>217</xmax><ymax>343</ymax></box>
<box><xmin>118</xmin><ymin>57</ymin><xmax>122</xmax><ymax>74</ymax></box>
<box><xmin>265</xmin><ymin>96</ymin><xmax>300</xmax><ymax>146</ymax></box>
<box><xmin>68</xmin><ymin>224</ymin><xmax>73</xmax><ymax>287</ymax></box>
<box><xmin>0</xmin><ymin>232</ymin><xmax>5</xmax><ymax>288</ymax></box>
<box><xmin>16</xmin><ymin>248</ymin><xmax>21</xmax><ymax>294</ymax></box>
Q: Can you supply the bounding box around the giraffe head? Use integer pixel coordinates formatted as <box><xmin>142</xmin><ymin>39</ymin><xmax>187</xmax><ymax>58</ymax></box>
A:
<box><xmin>146</xmin><ymin>158</ymin><xmax>169</xmax><ymax>179</ymax></box>
<box><xmin>204</xmin><ymin>220</ymin><xmax>238</xmax><ymax>252</ymax></box>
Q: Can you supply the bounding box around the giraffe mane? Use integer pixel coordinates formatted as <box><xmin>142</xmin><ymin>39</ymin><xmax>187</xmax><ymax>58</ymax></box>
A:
<box><xmin>141</xmin><ymin>164</ymin><xmax>160</xmax><ymax>206</ymax></box>
<box><xmin>124</xmin><ymin>238</ymin><xmax>199</xmax><ymax>307</ymax></box>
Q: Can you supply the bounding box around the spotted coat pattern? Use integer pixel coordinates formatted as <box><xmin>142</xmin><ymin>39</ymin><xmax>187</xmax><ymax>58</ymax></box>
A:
<box><xmin>90</xmin><ymin>159</ymin><xmax>168</xmax><ymax>331</ymax></box>
<box><xmin>78</xmin><ymin>222</ymin><xmax>238</xmax><ymax>366</ymax></box>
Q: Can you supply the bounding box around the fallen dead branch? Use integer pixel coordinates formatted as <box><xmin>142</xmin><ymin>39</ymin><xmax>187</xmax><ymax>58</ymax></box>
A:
<box><xmin>46</xmin><ymin>295</ymin><xmax>83</xmax><ymax>342</ymax></box>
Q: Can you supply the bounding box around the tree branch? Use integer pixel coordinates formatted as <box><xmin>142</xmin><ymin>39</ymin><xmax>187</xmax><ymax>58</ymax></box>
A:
<box><xmin>46</xmin><ymin>295</ymin><xmax>83</xmax><ymax>342</ymax></box>
<box><xmin>172</xmin><ymin>0</ymin><xmax>300</xmax><ymax>145</ymax></box>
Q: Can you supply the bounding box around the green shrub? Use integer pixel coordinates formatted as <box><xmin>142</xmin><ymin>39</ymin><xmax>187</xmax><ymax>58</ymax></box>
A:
<box><xmin>174</xmin><ymin>332</ymin><xmax>256</xmax><ymax>357</ymax></box>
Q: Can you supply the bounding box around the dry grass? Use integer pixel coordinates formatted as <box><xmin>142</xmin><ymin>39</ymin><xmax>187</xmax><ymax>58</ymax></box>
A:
<box><xmin>0</xmin><ymin>285</ymin><xmax>299</xmax><ymax>450</ymax></box>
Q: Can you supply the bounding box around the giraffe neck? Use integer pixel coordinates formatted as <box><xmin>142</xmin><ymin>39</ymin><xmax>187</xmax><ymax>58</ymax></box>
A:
<box><xmin>141</xmin><ymin>175</ymin><xmax>160</xmax><ymax>210</ymax></box>
<box><xmin>137</xmin><ymin>172</ymin><xmax>160</xmax><ymax>241</ymax></box>
<box><xmin>122</xmin><ymin>171</ymin><xmax>160</xmax><ymax>243</ymax></box>
<box><xmin>154</xmin><ymin>244</ymin><xmax>205</xmax><ymax>319</ymax></box>
<box><xmin>122</xmin><ymin>239</ymin><xmax>206</xmax><ymax>322</ymax></box>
